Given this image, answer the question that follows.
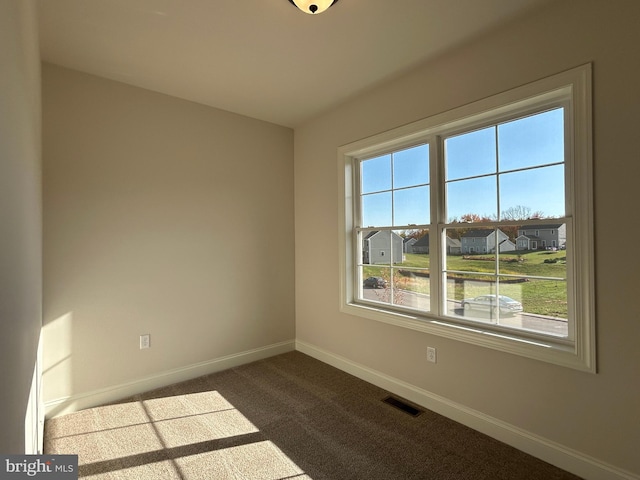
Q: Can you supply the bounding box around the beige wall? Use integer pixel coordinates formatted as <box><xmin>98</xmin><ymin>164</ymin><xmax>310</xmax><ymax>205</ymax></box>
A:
<box><xmin>42</xmin><ymin>64</ymin><xmax>294</xmax><ymax>411</ymax></box>
<box><xmin>295</xmin><ymin>0</ymin><xmax>640</xmax><ymax>475</ymax></box>
<box><xmin>0</xmin><ymin>0</ymin><xmax>42</xmax><ymax>454</ymax></box>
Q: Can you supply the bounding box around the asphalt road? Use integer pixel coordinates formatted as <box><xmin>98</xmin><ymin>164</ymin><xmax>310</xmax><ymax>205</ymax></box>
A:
<box><xmin>362</xmin><ymin>287</ymin><xmax>568</xmax><ymax>337</ymax></box>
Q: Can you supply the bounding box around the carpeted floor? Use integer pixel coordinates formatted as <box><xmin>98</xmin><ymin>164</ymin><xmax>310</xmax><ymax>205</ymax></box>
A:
<box><xmin>44</xmin><ymin>351</ymin><xmax>582</xmax><ymax>479</ymax></box>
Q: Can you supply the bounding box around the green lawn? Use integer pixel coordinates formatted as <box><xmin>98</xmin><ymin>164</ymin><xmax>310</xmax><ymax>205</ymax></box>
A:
<box><xmin>363</xmin><ymin>250</ymin><xmax>568</xmax><ymax>317</ymax></box>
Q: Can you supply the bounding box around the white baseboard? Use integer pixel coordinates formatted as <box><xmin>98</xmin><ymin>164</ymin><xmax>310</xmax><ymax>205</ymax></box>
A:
<box><xmin>296</xmin><ymin>340</ymin><xmax>638</xmax><ymax>480</ymax></box>
<box><xmin>44</xmin><ymin>340</ymin><xmax>295</xmax><ymax>419</ymax></box>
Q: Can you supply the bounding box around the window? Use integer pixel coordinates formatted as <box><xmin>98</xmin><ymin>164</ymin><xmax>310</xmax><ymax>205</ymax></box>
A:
<box><xmin>339</xmin><ymin>65</ymin><xmax>595</xmax><ymax>371</ymax></box>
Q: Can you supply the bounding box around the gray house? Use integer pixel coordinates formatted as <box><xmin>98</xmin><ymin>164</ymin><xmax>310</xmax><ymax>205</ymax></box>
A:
<box><xmin>516</xmin><ymin>223</ymin><xmax>566</xmax><ymax>250</ymax></box>
<box><xmin>461</xmin><ymin>229</ymin><xmax>515</xmax><ymax>254</ymax></box>
<box><xmin>403</xmin><ymin>237</ymin><xmax>418</xmax><ymax>253</ymax></box>
<box><xmin>363</xmin><ymin>231</ymin><xmax>404</xmax><ymax>264</ymax></box>
<box><xmin>447</xmin><ymin>237</ymin><xmax>462</xmax><ymax>255</ymax></box>
<box><xmin>412</xmin><ymin>234</ymin><xmax>430</xmax><ymax>254</ymax></box>
<box><xmin>410</xmin><ymin>234</ymin><xmax>462</xmax><ymax>255</ymax></box>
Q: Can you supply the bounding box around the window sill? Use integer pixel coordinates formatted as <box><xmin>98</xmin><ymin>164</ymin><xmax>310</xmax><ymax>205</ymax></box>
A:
<box><xmin>341</xmin><ymin>301</ymin><xmax>594</xmax><ymax>372</ymax></box>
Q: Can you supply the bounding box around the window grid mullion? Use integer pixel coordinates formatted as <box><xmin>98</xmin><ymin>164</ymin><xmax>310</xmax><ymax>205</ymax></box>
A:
<box><xmin>432</xmin><ymin>136</ymin><xmax>443</xmax><ymax>317</ymax></box>
<box><xmin>390</xmin><ymin>152</ymin><xmax>395</xmax><ymax>227</ymax></box>
<box><xmin>494</xmin><ymin>127</ymin><xmax>501</xmax><ymax>291</ymax></box>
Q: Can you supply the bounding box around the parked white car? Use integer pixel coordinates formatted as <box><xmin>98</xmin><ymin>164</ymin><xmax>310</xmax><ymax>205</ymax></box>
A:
<box><xmin>461</xmin><ymin>294</ymin><xmax>523</xmax><ymax>316</ymax></box>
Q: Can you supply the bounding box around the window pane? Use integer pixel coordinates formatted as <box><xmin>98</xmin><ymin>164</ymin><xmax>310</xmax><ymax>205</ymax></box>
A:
<box><xmin>393</xmin><ymin>185</ymin><xmax>430</xmax><ymax>226</ymax></box>
<box><xmin>444</xmin><ymin>227</ymin><xmax>495</xmax><ymax>270</ymax></box>
<box><xmin>393</xmin><ymin>144</ymin><xmax>429</xmax><ymax>188</ymax></box>
<box><xmin>444</xmin><ymin>274</ymin><xmax>498</xmax><ymax>321</ymax></box>
<box><xmin>362</xmin><ymin>154</ymin><xmax>391</xmax><ymax>194</ymax></box>
<box><xmin>498</xmin><ymin>108</ymin><xmax>564</xmax><ymax>171</ymax></box>
<box><xmin>500</xmin><ymin>165</ymin><xmax>565</xmax><ymax>220</ymax></box>
<box><xmin>361</xmin><ymin>265</ymin><xmax>392</xmax><ymax>306</ymax></box>
<box><xmin>498</xmin><ymin>277</ymin><xmax>568</xmax><ymax>337</ymax></box>
<box><xmin>445</xmin><ymin>127</ymin><xmax>496</xmax><ymax>181</ymax></box>
<box><xmin>500</xmin><ymin>272</ymin><xmax>568</xmax><ymax>316</ymax></box>
<box><xmin>361</xmin><ymin>230</ymin><xmax>393</xmax><ymax>306</ymax></box>
<box><xmin>446</xmin><ymin>176</ymin><xmax>497</xmax><ymax>222</ymax></box>
<box><xmin>444</xmin><ymin>227</ymin><xmax>498</xmax><ymax>318</ymax></box>
<box><xmin>392</xmin><ymin>269</ymin><xmax>430</xmax><ymax>310</ymax></box>
<box><xmin>443</xmin><ymin>252</ymin><xmax>569</xmax><ymax>335</ymax></box>
<box><xmin>361</xmin><ymin>229</ymin><xmax>422</xmax><ymax>307</ymax></box>
<box><xmin>394</xmin><ymin>229</ymin><xmax>430</xmax><ymax>309</ymax></box>
<box><xmin>362</xmin><ymin>192</ymin><xmax>391</xmax><ymax>227</ymax></box>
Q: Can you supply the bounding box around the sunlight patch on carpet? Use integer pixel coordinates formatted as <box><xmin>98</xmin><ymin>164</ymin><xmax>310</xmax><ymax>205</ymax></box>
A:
<box><xmin>175</xmin><ymin>441</ymin><xmax>306</xmax><ymax>479</ymax></box>
<box><xmin>46</xmin><ymin>390</ymin><xmax>312</xmax><ymax>479</ymax></box>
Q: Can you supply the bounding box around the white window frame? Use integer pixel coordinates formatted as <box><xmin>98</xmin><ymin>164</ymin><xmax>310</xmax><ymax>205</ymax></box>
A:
<box><xmin>338</xmin><ymin>64</ymin><xmax>595</xmax><ymax>372</ymax></box>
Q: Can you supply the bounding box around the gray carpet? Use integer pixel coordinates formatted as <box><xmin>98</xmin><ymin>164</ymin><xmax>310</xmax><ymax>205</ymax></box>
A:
<box><xmin>44</xmin><ymin>351</ymin><xmax>582</xmax><ymax>479</ymax></box>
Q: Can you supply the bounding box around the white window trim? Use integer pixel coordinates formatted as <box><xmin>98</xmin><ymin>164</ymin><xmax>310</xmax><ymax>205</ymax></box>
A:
<box><xmin>338</xmin><ymin>64</ymin><xmax>595</xmax><ymax>372</ymax></box>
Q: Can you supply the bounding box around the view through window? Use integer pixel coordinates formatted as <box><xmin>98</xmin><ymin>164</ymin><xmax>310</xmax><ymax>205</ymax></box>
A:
<box><xmin>341</xmin><ymin>65</ymin><xmax>594</xmax><ymax>371</ymax></box>
<box><xmin>358</xmin><ymin>108</ymin><xmax>569</xmax><ymax>337</ymax></box>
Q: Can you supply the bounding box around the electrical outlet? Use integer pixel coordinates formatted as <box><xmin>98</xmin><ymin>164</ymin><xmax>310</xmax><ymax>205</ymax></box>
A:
<box><xmin>140</xmin><ymin>334</ymin><xmax>150</xmax><ymax>349</ymax></box>
<box><xmin>427</xmin><ymin>346</ymin><xmax>437</xmax><ymax>363</ymax></box>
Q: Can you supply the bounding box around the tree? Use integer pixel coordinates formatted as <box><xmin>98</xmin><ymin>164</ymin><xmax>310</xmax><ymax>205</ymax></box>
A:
<box><xmin>447</xmin><ymin>213</ymin><xmax>493</xmax><ymax>239</ymax></box>
<box><xmin>500</xmin><ymin>205</ymin><xmax>544</xmax><ymax>221</ymax></box>
<box><xmin>460</xmin><ymin>213</ymin><xmax>492</xmax><ymax>223</ymax></box>
<box><xmin>406</xmin><ymin>229</ymin><xmax>429</xmax><ymax>240</ymax></box>
<box><xmin>500</xmin><ymin>205</ymin><xmax>545</xmax><ymax>240</ymax></box>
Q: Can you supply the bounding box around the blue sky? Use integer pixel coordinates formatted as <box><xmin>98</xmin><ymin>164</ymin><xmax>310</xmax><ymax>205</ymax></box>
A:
<box><xmin>446</xmin><ymin>108</ymin><xmax>565</xmax><ymax>221</ymax></box>
<box><xmin>361</xmin><ymin>144</ymin><xmax>429</xmax><ymax>227</ymax></box>
<box><xmin>361</xmin><ymin>108</ymin><xmax>565</xmax><ymax>227</ymax></box>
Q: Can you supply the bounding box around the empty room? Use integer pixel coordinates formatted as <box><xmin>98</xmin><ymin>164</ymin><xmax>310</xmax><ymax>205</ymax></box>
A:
<box><xmin>2</xmin><ymin>0</ymin><xmax>639</xmax><ymax>479</ymax></box>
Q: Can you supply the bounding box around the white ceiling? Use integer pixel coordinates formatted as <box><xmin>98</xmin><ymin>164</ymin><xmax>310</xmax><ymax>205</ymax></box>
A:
<box><xmin>38</xmin><ymin>0</ymin><xmax>551</xmax><ymax>127</ymax></box>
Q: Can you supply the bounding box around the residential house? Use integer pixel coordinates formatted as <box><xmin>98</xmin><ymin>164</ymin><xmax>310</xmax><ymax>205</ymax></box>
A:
<box><xmin>411</xmin><ymin>234</ymin><xmax>430</xmax><ymax>254</ymax></box>
<box><xmin>446</xmin><ymin>237</ymin><xmax>462</xmax><ymax>255</ymax></box>
<box><xmin>516</xmin><ymin>224</ymin><xmax>566</xmax><ymax>250</ymax></box>
<box><xmin>363</xmin><ymin>231</ymin><xmax>404</xmax><ymax>264</ymax></box>
<box><xmin>412</xmin><ymin>234</ymin><xmax>461</xmax><ymax>255</ymax></box>
<box><xmin>403</xmin><ymin>236</ymin><xmax>417</xmax><ymax>253</ymax></box>
<box><xmin>461</xmin><ymin>229</ymin><xmax>516</xmax><ymax>254</ymax></box>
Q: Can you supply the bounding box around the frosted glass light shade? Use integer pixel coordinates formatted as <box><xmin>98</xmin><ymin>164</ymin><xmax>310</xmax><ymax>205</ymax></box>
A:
<box><xmin>288</xmin><ymin>0</ymin><xmax>339</xmax><ymax>15</ymax></box>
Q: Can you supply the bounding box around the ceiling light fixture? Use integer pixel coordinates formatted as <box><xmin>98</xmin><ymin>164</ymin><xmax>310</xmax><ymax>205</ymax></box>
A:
<box><xmin>288</xmin><ymin>0</ymin><xmax>339</xmax><ymax>15</ymax></box>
